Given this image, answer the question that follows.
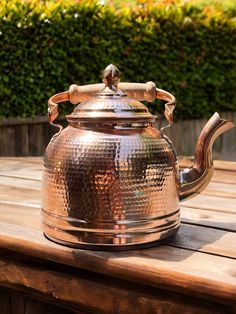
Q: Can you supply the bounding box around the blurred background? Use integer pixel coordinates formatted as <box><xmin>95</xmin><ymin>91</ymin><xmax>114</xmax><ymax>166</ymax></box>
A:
<box><xmin>0</xmin><ymin>0</ymin><xmax>235</xmax><ymax>159</ymax></box>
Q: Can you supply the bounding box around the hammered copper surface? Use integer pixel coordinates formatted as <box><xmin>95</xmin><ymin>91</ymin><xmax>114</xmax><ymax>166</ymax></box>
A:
<box><xmin>42</xmin><ymin>64</ymin><xmax>234</xmax><ymax>249</ymax></box>
<box><xmin>42</xmin><ymin>124</ymin><xmax>180</xmax><ymax>247</ymax></box>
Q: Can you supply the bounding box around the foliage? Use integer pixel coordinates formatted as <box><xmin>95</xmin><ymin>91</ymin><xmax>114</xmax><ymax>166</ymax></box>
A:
<box><xmin>0</xmin><ymin>0</ymin><xmax>236</xmax><ymax>120</ymax></box>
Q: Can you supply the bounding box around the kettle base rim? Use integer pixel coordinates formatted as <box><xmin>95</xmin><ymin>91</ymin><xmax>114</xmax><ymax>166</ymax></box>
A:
<box><xmin>42</xmin><ymin>210</ymin><xmax>180</xmax><ymax>250</ymax></box>
<box><xmin>44</xmin><ymin>231</ymin><xmax>179</xmax><ymax>251</ymax></box>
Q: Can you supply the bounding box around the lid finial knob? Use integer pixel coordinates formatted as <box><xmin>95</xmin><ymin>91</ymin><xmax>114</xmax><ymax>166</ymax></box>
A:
<box><xmin>102</xmin><ymin>64</ymin><xmax>120</xmax><ymax>88</ymax></box>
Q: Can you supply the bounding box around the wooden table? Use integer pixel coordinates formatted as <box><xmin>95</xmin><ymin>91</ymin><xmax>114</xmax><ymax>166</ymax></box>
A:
<box><xmin>0</xmin><ymin>157</ymin><xmax>235</xmax><ymax>314</ymax></box>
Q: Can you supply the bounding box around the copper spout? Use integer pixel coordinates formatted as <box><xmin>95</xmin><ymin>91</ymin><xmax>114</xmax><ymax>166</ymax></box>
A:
<box><xmin>179</xmin><ymin>113</ymin><xmax>234</xmax><ymax>201</ymax></box>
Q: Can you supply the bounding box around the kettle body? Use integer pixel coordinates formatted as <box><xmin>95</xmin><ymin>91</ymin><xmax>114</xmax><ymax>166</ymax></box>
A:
<box><xmin>42</xmin><ymin>64</ymin><xmax>234</xmax><ymax>249</ymax></box>
<box><xmin>42</xmin><ymin>120</ymin><xmax>180</xmax><ymax>248</ymax></box>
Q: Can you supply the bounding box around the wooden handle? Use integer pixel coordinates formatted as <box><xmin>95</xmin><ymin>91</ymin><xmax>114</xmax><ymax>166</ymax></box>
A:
<box><xmin>69</xmin><ymin>82</ymin><xmax>157</xmax><ymax>104</ymax></box>
<box><xmin>48</xmin><ymin>82</ymin><xmax>175</xmax><ymax>127</ymax></box>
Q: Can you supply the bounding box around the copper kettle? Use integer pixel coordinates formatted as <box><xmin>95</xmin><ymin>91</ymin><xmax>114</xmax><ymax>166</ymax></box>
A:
<box><xmin>42</xmin><ymin>64</ymin><xmax>234</xmax><ymax>249</ymax></box>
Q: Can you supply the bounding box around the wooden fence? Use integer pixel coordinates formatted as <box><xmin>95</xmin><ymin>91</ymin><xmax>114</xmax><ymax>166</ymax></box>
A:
<box><xmin>0</xmin><ymin>112</ymin><xmax>235</xmax><ymax>160</ymax></box>
<box><xmin>158</xmin><ymin>111</ymin><xmax>236</xmax><ymax>161</ymax></box>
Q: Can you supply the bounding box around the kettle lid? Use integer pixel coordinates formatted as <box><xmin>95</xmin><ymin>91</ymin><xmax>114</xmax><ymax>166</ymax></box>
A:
<box><xmin>66</xmin><ymin>64</ymin><xmax>155</xmax><ymax>122</ymax></box>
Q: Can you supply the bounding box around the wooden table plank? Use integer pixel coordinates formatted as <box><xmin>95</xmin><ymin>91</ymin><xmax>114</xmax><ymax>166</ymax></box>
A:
<box><xmin>0</xmin><ymin>221</ymin><xmax>236</xmax><ymax>305</ymax></box>
<box><xmin>179</xmin><ymin>158</ymin><xmax>236</xmax><ymax>172</ymax></box>
<box><xmin>181</xmin><ymin>207</ymin><xmax>236</xmax><ymax>232</ymax></box>
<box><xmin>0</xmin><ymin>176</ymin><xmax>41</xmax><ymax>190</ymax></box>
<box><xmin>1</xmin><ymin>157</ymin><xmax>236</xmax><ymax>183</ymax></box>
<box><xmin>1</xmin><ymin>175</ymin><xmax>235</xmax><ymax>200</ymax></box>
<box><xmin>0</xmin><ymin>201</ymin><xmax>235</xmax><ymax>261</ymax></box>
<box><xmin>182</xmin><ymin>194</ymin><xmax>236</xmax><ymax>215</ymax></box>
<box><xmin>1</xmin><ymin>159</ymin><xmax>235</xmax><ymax>188</ymax></box>
<box><xmin>0</xmin><ymin>158</ymin><xmax>42</xmax><ymax>181</ymax></box>
<box><xmin>0</xmin><ymin>157</ymin><xmax>42</xmax><ymax>163</ymax></box>
<box><xmin>0</xmin><ymin>256</ymin><xmax>231</xmax><ymax>314</ymax></box>
<box><xmin>0</xmin><ymin>203</ymin><xmax>41</xmax><ymax>229</ymax></box>
<box><xmin>0</xmin><ymin>172</ymin><xmax>236</xmax><ymax>214</ymax></box>
<box><xmin>3</xmin><ymin>197</ymin><xmax>236</xmax><ymax>232</ymax></box>
<box><xmin>1</xmin><ymin>174</ymin><xmax>235</xmax><ymax>197</ymax></box>
<box><xmin>212</xmin><ymin>170</ymin><xmax>236</xmax><ymax>184</ymax></box>
<box><xmin>2</xmin><ymin>202</ymin><xmax>236</xmax><ymax>257</ymax></box>
<box><xmin>0</xmin><ymin>157</ymin><xmax>235</xmax><ymax>308</ymax></box>
<box><xmin>0</xmin><ymin>185</ymin><xmax>41</xmax><ymax>208</ymax></box>
<box><xmin>1</xmin><ymin>181</ymin><xmax>235</xmax><ymax>220</ymax></box>
<box><xmin>212</xmin><ymin>160</ymin><xmax>236</xmax><ymax>172</ymax></box>
<box><xmin>201</xmin><ymin>181</ymin><xmax>236</xmax><ymax>198</ymax></box>
<box><xmin>0</xmin><ymin>172</ymin><xmax>41</xmax><ymax>181</ymax></box>
<box><xmin>172</xmin><ymin>224</ymin><xmax>236</xmax><ymax>259</ymax></box>
<box><xmin>179</xmin><ymin>157</ymin><xmax>236</xmax><ymax>183</ymax></box>
<box><xmin>0</xmin><ymin>176</ymin><xmax>235</xmax><ymax>258</ymax></box>
<box><xmin>2</xmin><ymin>157</ymin><xmax>236</xmax><ymax>171</ymax></box>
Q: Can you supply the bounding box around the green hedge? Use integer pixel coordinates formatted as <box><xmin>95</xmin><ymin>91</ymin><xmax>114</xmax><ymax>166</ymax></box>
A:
<box><xmin>0</xmin><ymin>0</ymin><xmax>236</xmax><ymax>120</ymax></box>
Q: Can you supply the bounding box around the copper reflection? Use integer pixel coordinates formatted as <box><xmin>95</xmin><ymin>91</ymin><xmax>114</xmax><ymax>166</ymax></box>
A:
<box><xmin>42</xmin><ymin>64</ymin><xmax>234</xmax><ymax>249</ymax></box>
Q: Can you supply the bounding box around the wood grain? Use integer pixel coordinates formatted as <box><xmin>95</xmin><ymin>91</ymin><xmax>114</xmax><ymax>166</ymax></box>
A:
<box><xmin>181</xmin><ymin>207</ymin><xmax>236</xmax><ymax>232</ymax></box>
<box><xmin>0</xmin><ymin>185</ymin><xmax>41</xmax><ymax>208</ymax></box>
<box><xmin>0</xmin><ymin>161</ymin><xmax>235</xmax><ymax>199</ymax></box>
<box><xmin>1</xmin><ymin>157</ymin><xmax>236</xmax><ymax>184</ymax></box>
<box><xmin>0</xmin><ymin>202</ymin><xmax>236</xmax><ymax>259</ymax></box>
<box><xmin>174</xmin><ymin>108</ymin><xmax>236</xmax><ymax>158</ymax></box>
<box><xmin>0</xmin><ymin>222</ymin><xmax>235</xmax><ymax>304</ymax></box>
<box><xmin>0</xmin><ymin>159</ymin><xmax>235</xmax><ymax>247</ymax></box>
<box><xmin>0</xmin><ymin>118</ymin><xmax>67</xmax><ymax>157</ymax></box>
<box><xmin>212</xmin><ymin>160</ymin><xmax>236</xmax><ymax>172</ymax></box>
<box><xmin>0</xmin><ymin>157</ymin><xmax>42</xmax><ymax>163</ymax></box>
<box><xmin>0</xmin><ymin>288</ymin><xmax>11</xmax><ymax>314</ymax></box>
<box><xmin>0</xmin><ymin>112</ymin><xmax>235</xmax><ymax>158</ymax></box>
<box><xmin>0</xmin><ymin>176</ymin><xmax>41</xmax><ymax>190</ymax></box>
<box><xmin>200</xmin><ymin>181</ymin><xmax>236</xmax><ymax>198</ymax></box>
<box><xmin>0</xmin><ymin>165</ymin><xmax>42</xmax><ymax>181</ymax></box>
<box><xmin>24</xmin><ymin>297</ymin><xmax>76</xmax><ymax>314</ymax></box>
<box><xmin>0</xmin><ymin>174</ymin><xmax>235</xmax><ymax>199</ymax></box>
<box><xmin>28</xmin><ymin>123</ymin><xmax>45</xmax><ymax>156</ymax></box>
<box><xmin>182</xmin><ymin>194</ymin><xmax>236</xmax><ymax>214</ymax></box>
<box><xmin>0</xmin><ymin>256</ymin><xmax>232</xmax><ymax>314</ymax></box>
<box><xmin>10</xmin><ymin>292</ymin><xmax>25</xmax><ymax>314</ymax></box>
<box><xmin>179</xmin><ymin>158</ymin><xmax>236</xmax><ymax>184</ymax></box>
<box><xmin>2</xmin><ymin>156</ymin><xmax>234</xmax><ymax>170</ymax></box>
<box><xmin>0</xmin><ymin>127</ymin><xmax>15</xmax><ymax>156</ymax></box>
<box><xmin>172</xmin><ymin>224</ymin><xmax>236</xmax><ymax>258</ymax></box>
<box><xmin>0</xmin><ymin>203</ymin><xmax>41</xmax><ymax>229</ymax></box>
<box><xmin>179</xmin><ymin>158</ymin><xmax>236</xmax><ymax>172</ymax></box>
<box><xmin>212</xmin><ymin>170</ymin><xmax>236</xmax><ymax>184</ymax></box>
<box><xmin>0</xmin><ymin>288</ymin><xmax>80</xmax><ymax>314</ymax></box>
<box><xmin>15</xmin><ymin>124</ymin><xmax>29</xmax><ymax>157</ymax></box>
<box><xmin>0</xmin><ymin>157</ymin><xmax>235</xmax><ymax>310</ymax></box>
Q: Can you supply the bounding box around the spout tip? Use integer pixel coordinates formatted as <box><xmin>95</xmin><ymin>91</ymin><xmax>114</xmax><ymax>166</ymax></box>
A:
<box><xmin>210</xmin><ymin>112</ymin><xmax>235</xmax><ymax>131</ymax></box>
<box><xmin>216</xmin><ymin>112</ymin><xmax>235</xmax><ymax>129</ymax></box>
<box><xmin>214</xmin><ymin>112</ymin><xmax>220</xmax><ymax>119</ymax></box>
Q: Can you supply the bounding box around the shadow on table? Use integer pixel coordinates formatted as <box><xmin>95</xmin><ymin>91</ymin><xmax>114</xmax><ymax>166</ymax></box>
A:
<box><xmin>70</xmin><ymin>219</ymin><xmax>235</xmax><ymax>263</ymax></box>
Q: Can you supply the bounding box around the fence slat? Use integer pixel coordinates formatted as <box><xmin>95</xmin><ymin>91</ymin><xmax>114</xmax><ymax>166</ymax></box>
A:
<box><xmin>15</xmin><ymin>124</ymin><xmax>29</xmax><ymax>156</ymax></box>
<box><xmin>0</xmin><ymin>126</ymin><xmax>16</xmax><ymax>156</ymax></box>
<box><xmin>0</xmin><ymin>114</ymin><xmax>235</xmax><ymax>159</ymax></box>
